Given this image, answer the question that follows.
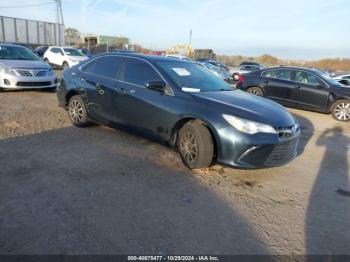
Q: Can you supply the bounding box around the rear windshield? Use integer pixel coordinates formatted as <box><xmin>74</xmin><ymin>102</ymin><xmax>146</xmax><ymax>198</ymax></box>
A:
<box><xmin>157</xmin><ymin>61</ymin><xmax>232</xmax><ymax>92</ymax></box>
<box><xmin>0</xmin><ymin>45</ymin><xmax>39</xmax><ymax>61</ymax></box>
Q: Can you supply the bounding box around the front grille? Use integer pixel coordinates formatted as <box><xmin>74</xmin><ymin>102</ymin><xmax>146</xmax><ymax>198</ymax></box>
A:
<box><xmin>17</xmin><ymin>81</ymin><xmax>51</xmax><ymax>87</ymax></box>
<box><xmin>265</xmin><ymin>138</ymin><xmax>299</xmax><ymax>167</ymax></box>
<box><xmin>15</xmin><ymin>69</ymin><xmax>47</xmax><ymax>77</ymax></box>
<box><xmin>275</xmin><ymin>125</ymin><xmax>300</xmax><ymax>138</ymax></box>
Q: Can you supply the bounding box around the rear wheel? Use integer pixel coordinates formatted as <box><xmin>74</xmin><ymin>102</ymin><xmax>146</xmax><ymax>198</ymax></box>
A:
<box><xmin>331</xmin><ymin>100</ymin><xmax>350</xmax><ymax>122</ymax></box>
<box><xmin>177</xmin><ymin>121</ymin><xmax>214</xmax><ymax>169</ymax></box>
<box><xmin>247</xmin><ymin>86</ymin><xmax>264</xmax><ymax>96</ymax></box>
<box><xmin>68</xmin><ymin>95</ymin><xmax>90</xmax><ymax>127</ymax></box>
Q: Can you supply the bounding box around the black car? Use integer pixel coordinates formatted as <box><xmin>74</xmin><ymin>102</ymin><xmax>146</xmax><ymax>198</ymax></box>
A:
<box><xmin>236</xmin><ymin>67</ymin><xmax>350</xmax><ymax>122</ymax></box>
<box><xmin>57</xmin><ymin>53</ymin><xmax>300</xmax><ymax>169</ymax></box>
<box><xmin>34</xmin><ymin>45</ymin><xmax>49</xmax><ymax>57</ymax></box>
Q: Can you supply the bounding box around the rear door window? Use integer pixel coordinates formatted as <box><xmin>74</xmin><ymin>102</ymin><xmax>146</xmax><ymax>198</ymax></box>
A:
<box><xmin>121</xmin><ymin>58</ymin><xmax>162</xmax><ymax>86</ymax></box>
<box><xmin>262</xmin><ymin>69</ymin><xmax>293</xmax><ymax>81</ymax></box>
<box><xmin>82</xmin><ymin>56</ymin><xmax>121</xmax><ymax>79</ymax></box>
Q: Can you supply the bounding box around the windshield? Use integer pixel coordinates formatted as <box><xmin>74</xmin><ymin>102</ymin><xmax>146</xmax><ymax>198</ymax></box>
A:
<box><xmin>314</xmin><ymin>70</ymin><xmax>342</xmax><ymax>86</ymax></box>
<box><xmin>0</xmin><ymin>45</ymin><xmax>39</xmax><ymax>60</ymax></box>
<box><xmin>157</xmin><ymin>61</ymin><xmax>233</xmax><ymax>92</ymax></box>
<box><xmin>203</xmin><ymin>63</ymin><xmax>218</xmax><ymax>71</ymax></box>
<box><xmin>63</xmin><ymin>48</ymin><xmax>84</xmax><ymax>56</ymax></box>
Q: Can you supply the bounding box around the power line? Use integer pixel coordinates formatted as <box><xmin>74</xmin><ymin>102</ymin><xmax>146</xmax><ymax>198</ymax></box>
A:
<box><xmin>0</xmin><ymin>2</ymin><xmax>55</xmax><ymax>9</ymax></box>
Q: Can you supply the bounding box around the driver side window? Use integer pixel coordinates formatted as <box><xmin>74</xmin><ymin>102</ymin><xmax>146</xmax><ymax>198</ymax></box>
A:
<box><xmin>295</xmin><ymin>71</ymin><xmax>322</xmax><ymax>86</ymax></box>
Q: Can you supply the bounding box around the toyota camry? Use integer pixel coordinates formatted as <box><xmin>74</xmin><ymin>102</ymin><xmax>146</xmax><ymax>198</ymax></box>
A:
<box><xmin>57</xmin><ymin>53</ymin><xmax>300</xmax><ymax>169</ymax></box>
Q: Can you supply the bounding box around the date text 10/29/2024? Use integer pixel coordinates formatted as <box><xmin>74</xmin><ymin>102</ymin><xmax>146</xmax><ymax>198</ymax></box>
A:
<box><xmin>127</xmin><ymin>256</ymin><xmax>219</xmax><ymax>261</ymax></box>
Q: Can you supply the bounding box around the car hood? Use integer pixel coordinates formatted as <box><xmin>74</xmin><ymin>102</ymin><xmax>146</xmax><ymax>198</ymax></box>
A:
<box><xmin>331</xmin><ymin>84</ymin><xmax>350</xmax><ymax>95</ymax></box>
<box><xmin>0</xmin><ymin>59</ymin><xmax>50</xmax><ymax>69</ymax></box>
<box><xmin>192</xmin><ymin>90</ymin><xmax>296</xmax><ymax>127</ymax></box>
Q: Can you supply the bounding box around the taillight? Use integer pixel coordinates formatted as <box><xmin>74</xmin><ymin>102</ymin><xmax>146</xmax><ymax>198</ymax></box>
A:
<box><xmin>238</xmin><ymin>75</ymin><xmax>244</xmax><ymax>84</ymax></box>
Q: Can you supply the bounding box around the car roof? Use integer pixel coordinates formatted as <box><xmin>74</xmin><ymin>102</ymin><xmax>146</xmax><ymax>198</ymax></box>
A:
<box><xmin>49</xmin><ymin>46</ymin><xmax>79</xmax><ymax>49</ymax></box>
<box><xmin>0</xmin><ymin>42</ymin><xmax>28</xmax><ymax>48</ymax></box>
<box><xmin>97</xmin><ymin>52</ymin><xmax>191</xmax><ymax>63</ymax></box>
<box><xmin>263</xmin><ymin>66</ymin><xmax>324</xmax><ymax>73</ymax></box>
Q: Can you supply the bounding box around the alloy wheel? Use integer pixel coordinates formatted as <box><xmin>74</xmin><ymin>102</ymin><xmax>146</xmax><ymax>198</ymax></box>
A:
<box><xmin>179</xmin><ymin>130</ymin><xmax>198</xmax><ymax>165</ymax></box>
<box><xmin>247</xmin><ymin>87</ymin><xmax>263</xmax><ymax>96</ymax></box>
<box><xmin>334</xmin><ymin>102</ymin><xmax>350</xmax><ymax>121</ymax></box>
<box><xmin>69</xmin><ymin>99</ymin><xmax>84</xmax><ymax>123</ymax></box>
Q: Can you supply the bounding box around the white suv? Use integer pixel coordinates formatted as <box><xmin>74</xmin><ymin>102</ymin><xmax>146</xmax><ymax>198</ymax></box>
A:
<box><xmin>44</xmin><ymin>46</ymin><xmax>88</xmax><ymax>70</ymax></box>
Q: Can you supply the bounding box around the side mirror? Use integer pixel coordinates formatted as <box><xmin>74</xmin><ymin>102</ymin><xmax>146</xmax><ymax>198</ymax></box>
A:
<box><xmin>145</xmin><ymin>80</ymin><xmax>166</xmax><ymax>92</ymax></box>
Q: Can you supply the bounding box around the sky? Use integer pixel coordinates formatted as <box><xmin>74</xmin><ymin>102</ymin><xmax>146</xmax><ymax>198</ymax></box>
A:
<box><xmin>0</xmin><ymin>0</ymin><xmax>349</xmax><ymax>60</ymax></box>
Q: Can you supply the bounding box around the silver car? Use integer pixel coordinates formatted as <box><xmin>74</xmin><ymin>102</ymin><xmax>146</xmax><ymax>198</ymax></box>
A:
<box><xmin>0</xmin><ymin>43</ymin><xmax>57</xmax><ymax>91</ymax></box>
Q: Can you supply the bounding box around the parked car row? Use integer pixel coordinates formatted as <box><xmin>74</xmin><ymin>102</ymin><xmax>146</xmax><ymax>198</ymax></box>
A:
<box><xmin>1</xmin><ymin>43</ymin><xmax>348</xmax><ymax>171</ymax></box>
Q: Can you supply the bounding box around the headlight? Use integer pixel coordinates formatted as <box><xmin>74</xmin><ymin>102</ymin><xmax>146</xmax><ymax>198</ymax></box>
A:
<box><xmin>0</xmin><ymin>66</ymin><xmax>16</xmax><ymax>76</ymax></box>
<box><xmin>223</xmin><ymin>114</ymin><xmax>277</xmax><ymax>135</ymax></box>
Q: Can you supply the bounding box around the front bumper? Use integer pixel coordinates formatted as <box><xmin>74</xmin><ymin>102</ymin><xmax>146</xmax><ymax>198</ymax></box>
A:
<box><xmin>216</xmin><ymin>125</ymin><xmax>300</xmax><ymax>168</ymax></box>
<box><xmin>0</xmin><ymin>73</ymin><xmax>58</xmax><ymax>89</ymax></box>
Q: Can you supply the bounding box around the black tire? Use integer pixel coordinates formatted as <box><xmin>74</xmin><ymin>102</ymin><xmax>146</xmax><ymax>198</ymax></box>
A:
<box><xmin>177</xmin><ymin>121</ymin><xmax>214</xmax><ymax>169</ymax></box>
<box><xmin>233</xmin><ymin>73</ymin><xmax>240</xmax><ymax>81</ymax></box>
<box><xmin>62</xmin><ymin>62</ymin><xmax>69</xmax><ymax>70</ymax></box>
<box><xmin>44</xmin><ymin>58</ymin><xmax>49</xmax><ymax>64</ymax></box>
<box><xmin>67</xmin><ymin>95</ymin><xmax>90</xmax><ymax>127</ymax></box>
<box><xmin>247</xmin><ymin>86</ymin><xmax>264</xmax><ymax>96</ymax></box>
<box><xmin>331</xmin><ymin>100</ymin><xmax>350</xmax><ymax>122</ymax></box>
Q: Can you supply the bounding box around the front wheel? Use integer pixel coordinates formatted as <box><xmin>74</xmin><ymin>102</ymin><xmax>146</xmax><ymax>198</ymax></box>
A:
<box><xmin>177</xmin><ymin>121</ymin><xmax>214</xmax><ymax>169</ymax></box>
<box><xmin>247</xmin><ymin>86</ymin><xmax>264</xmax><ymax>96</ymax></box>
<box><xmin>68</xmin><ymin>95</ymin><xmax>91</xmax><ymax>127</ymax></box>
<box><xmin>331</xmin><ymin>100</ymin><xmax>350</xmax><ymax>122</ymax></box>
<box><xmin>44</xmin><ymin>58</ymin><xmax>49</xmax><ymax>64</ymax></box>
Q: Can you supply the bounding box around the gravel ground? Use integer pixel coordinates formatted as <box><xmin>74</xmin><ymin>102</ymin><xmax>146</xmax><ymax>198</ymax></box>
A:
<box><xmin>0</xmin><ymin>87</ymin><xmax>349</xmax><ymax>255</ymax></box>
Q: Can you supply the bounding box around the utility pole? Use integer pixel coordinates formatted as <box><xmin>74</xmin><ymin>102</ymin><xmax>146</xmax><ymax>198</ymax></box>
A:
<box><xmin>189</xmin><ymin>29</ymin><xmax>192</xmax><ymax>45</ymax></box>
<box><xmin>55</xmin><ymin>0</ymin><xmax>64</xmax><ymax>25</ymax></box>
